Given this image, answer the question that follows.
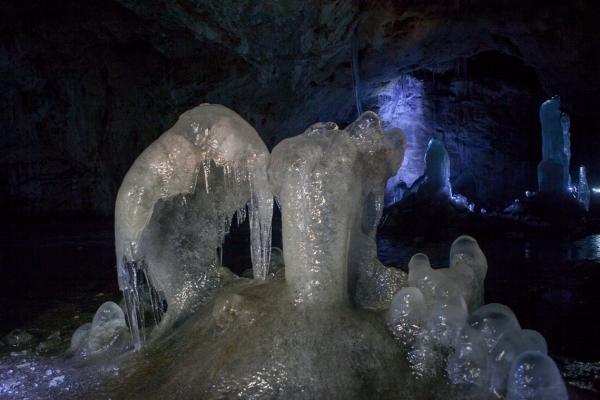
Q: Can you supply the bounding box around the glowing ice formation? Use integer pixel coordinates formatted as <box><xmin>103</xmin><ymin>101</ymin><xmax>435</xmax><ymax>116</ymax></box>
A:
<box><xmin>419</xmin><ymin>138</ymin><xmax>452</xmax><ymax>196</ymax></box>
<box><xmin>578</xmin><ymin>165</ymin><xmax>590</xmax><ymax>211</ymax></box>
<box><xmin>269</xmin><ymin>113</ymin><xmax>406</xmax><ymax>306</ymax></box>
<box><xmin>537</xmin><ymin>96</ymin><xmax>571</xmax><ymax>193</ymax></box>
<box><xmin>114</xmin><ymin>104</ymin><xmax>273</xmax><ymax>348</ymax></box>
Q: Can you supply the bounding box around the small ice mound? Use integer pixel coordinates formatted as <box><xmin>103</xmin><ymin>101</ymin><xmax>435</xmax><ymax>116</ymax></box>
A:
<box><xmin>68</xmin><ymin>323</ymin><xmax>92</xmax><ymax>355</ymax></box>
<box><xmin>447</xmin><ymin>325</ymin><xmax>489</xmax><ymax>387</ymax></box>
<box><xmin>69</xmin><ymin>301</ymin><xmax>129</xmax><ymax>357</ymax></box>
<box><xmin>449</xmin><ymin>235</ymin><xmax>488</xmax><ymax>283</ymax></box>
<box><xmin>488</xmin><ymin>329</ymin><xmax>548</xmax><ymax>396</ymax></box>
<box><xmin>506</xmin><ymin>351</ymin><xmax>568</xmax><ymax>400</ymax></box>
<box><xmin>407</xmin><ymin>253</ymin><xmax>437</xmax><ymax>303</ymax></box>
<box><xmin>468</xmin><ymin>303</ymin><xmax>520</xmax><ymax>351</ymax></box>
<box><xmin>387</xmin><ymin>287</ymin><xmax>426</xmax><ymax>346</ymax></box>
<box><xmin>88</xmin><ymin>301</ymin><xmax>128</xmax><ymax>354</ymax></box>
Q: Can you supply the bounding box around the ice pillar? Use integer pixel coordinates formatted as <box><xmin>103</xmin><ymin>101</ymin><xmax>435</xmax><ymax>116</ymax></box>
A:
<box><xmin>417</xmin><ymin>138</ymin><xmax>452</xmax><ymax>196</ymax></box>
<box><xmin>269</xmin><ymin>114</ymin><xmax>404</xmax><ymax>306</ymax></box>
<box><xmin>537</xmin><ymin>96</ymin><xmax>571</xmax><ymax>193</ymax></box>
<box><xmin>578</xmin><ymin>165</ymin><xmax>590</xmax><ymax>211</ymax></box>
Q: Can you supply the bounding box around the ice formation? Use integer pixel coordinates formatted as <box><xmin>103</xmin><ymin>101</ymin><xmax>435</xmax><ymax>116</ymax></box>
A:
<box><xmin>269</xmin><ymin>113</ymin><xmax>407</xmax><ymax>307</ymax></box>
<box><xmin>506</xmin><ymin>351</ymin><xmax>568</xmax><ymax>400</ymax></box>
<box><xmin>22</xmin><ymin>106</ymin><xmax>567</xmax><ymax>399</ymax></box>
<box><xmin>537</xmin><ymin>96</ymin><xmax>571</xmax><ymax>193</ymax></box>
<box><xmin>578</xmin><ymin>165</ymin><xmax>590</xmax><ymax>211</ymax></box>
<box><xmin>388</xmin><ymin>236</ymin><xmax>566</xmax><ymax>399</ymax></box>
<box><xmin>418</xmin><ymin>138</ymin><xmax>452</xmax><ymax>196</ymax></box>
<box><xmin>68</xmin><ymin>301</ymin><xmax>129</xmax><ymax>358</ymax></box>
<box><xmin>114</xmin><ymin>104</ymin><xmax>273</xmax><ymax>348</ymax></box>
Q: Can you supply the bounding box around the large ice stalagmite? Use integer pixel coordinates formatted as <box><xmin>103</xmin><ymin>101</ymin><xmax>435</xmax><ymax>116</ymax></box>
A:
<box><xmin>115</xmin><ymin>104</ymin><xmax>272</xmax><ymax>349</ymax></box>
<box><xmin>537</xmin><ymin>96</ymin><xmax>571</xmax><ymax>193</ymax></box>
<box><xmin>268</xmin><ymin>113</ymin><xmax>406</xmax><ymax>306</ymax></box>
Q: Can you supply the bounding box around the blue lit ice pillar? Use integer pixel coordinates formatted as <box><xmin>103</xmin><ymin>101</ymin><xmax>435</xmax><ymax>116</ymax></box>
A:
<box><xmin>418</xmin><ymin>138</ymin><xmax>452</xmax><ymax>197</ymax></box>
<box><xmin>537</xmin><ymin>96</ymin><xmax>571</xmax><ymax>193</ymax></box>
<box><xmin>578</xmin><ymin>166</ymin><xmax>590</xmax><ymax>211</ymax></box>
<box><xmin>377</xmin><ymin>75</ymin><xmax>426</xmax><ymax>205</ymax></box>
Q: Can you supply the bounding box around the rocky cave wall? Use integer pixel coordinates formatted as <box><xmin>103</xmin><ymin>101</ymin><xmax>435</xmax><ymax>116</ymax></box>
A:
<box><xmin>1</xmin><ymin>0</ymin><xmax>598</xmax><ymax>218</ymax></box>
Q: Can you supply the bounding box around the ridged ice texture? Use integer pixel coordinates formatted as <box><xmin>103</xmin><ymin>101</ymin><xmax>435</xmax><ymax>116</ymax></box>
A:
<box><xmin>268</xmin><ymin>113</ymin><xmax>405</xmax><ymax>306</ymax></box>
<box><xmin>114</xmin><ymin>104</ymin><xmax>272</xmax><ymax>349</ymax></box>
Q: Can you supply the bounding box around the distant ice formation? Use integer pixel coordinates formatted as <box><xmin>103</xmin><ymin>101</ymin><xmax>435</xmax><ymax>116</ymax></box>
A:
<box><xmin>578</xmin><ymin>165</ymin><xmax>591</xmax><ymax>211</ymax></box>
<box><xmin>538</xmin><ymin>96</ymin><xmax>571</xmax><ymax>193</ymax></box>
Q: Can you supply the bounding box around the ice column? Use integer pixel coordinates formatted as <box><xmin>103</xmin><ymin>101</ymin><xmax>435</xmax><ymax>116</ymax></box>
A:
<box><xmin>269</xmin><ymin>114</ymin><xmax>405</xmax><ymax>306</ymax></box>
<box><xmin>417</xmin><ymin>138</ymin><xmax>452</xmax><ymax>197</ymax></box>
<box><xmin>578</xmin><ymin>165</ymin><xmax>590</xmax><ymax>211</ymax></box>
<box><xmin>537</xmin><ymin>96</ymin><xmax>571</xmax><ymax>193</ymax></box>
<box><xmin>115</xmin><ymin>104</ymin><xmax>272</xmax><ymax>349</ymax></box>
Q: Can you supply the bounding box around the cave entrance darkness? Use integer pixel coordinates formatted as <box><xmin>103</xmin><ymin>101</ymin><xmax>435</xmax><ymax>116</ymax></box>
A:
<box><xmin>221</xmin><ymin>204</ymin><xmax>283</xmax><ymax>277</ymax></box>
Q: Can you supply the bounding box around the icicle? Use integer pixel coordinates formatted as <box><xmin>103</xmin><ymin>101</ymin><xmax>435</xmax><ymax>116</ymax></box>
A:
<box><xmin>202</xmin><ymin>157</ymin><xmax>211</xmax><ymax>193</ymax></box>
<box><xmin>236</xmin><ymin>204</ymin><xmax>247</xmax><ymax>226</ymax></box>
<box><xmin>248</xmin><ymin>173</ymin><xmax>273</xmax><ymax>280</ymax></box>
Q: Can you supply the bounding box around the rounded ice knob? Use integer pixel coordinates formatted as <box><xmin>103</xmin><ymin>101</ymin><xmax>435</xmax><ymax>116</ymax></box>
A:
<box><xmin>87</xmin><ymin>301</ymin><xmax>127</xmax><ymax>354</ymax></box>
<box><xmin>506</xmin><ymin>351</ymin><xmax>568</xmax><ymax>400</ymax></box>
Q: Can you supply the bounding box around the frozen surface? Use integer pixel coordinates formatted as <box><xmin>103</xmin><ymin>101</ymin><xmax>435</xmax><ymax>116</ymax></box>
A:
<box><xmin>114</xmin><ymin>104</ymin><xmax>273</xmax><ymax>348</ymax></box>
<box><xmin>537</xmin><ymin>96</ymin><xmax>570</xmax><ymax>193</ymax></box>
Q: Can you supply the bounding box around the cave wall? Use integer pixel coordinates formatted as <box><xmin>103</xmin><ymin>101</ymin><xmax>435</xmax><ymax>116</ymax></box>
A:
<box><xmin>1</xmin><ymin>0</ymin><xmax>598</xmax><ymax>218</ymax></box>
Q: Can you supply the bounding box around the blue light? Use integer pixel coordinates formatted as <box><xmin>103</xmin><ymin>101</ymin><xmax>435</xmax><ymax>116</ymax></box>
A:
<box><xmin>377</xmin><ymin>75</ymin><xmax>427</xmax><ymax>205</ymax></box>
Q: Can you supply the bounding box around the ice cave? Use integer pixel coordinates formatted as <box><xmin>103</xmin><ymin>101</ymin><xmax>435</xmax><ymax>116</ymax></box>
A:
<box><xmin>1</xmin><ymin>1</ymin><xmax>600</xmax><ymax>400</ymax></box>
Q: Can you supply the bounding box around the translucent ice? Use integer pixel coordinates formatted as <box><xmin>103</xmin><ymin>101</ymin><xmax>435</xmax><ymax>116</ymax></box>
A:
<box><xmin>468</xmin><ymin>303</ymin><xmax>521</xmax><ymax>352</ymax></box>
<box><xmin>268</xmin><ymin>113</ymin><xmax>406</xmax><ymax>306</ymax></box>
<box><xmin>578</xmin><ymin>165</ymin><xmax>590</xmax><ymax>211</ymax></box>
<box><xmin>114</xmin><ymin>104</ymin><xmax>273</xmax><ymax>348</ymax></box>
<box><xmin>488</xmin><ymin>329</ymin><xmax>548</xmax><ymax>396</ymax></box>
<box><xmin>407</xmin><ymin>236</ymin><xmax>485</xmax><ymax>312</ymax></box>
<box><xmin>447</xmin><ymin>325</ymin><xmax>489</xmax><ymax>387</ymax></box>
<box><xmin>537</xmin><ymin>96</ymin><xmax>570</xmax><ymax>193</ymax></box>
<box><xmin>387</xmin><ymin>287</ymin><xmax>427</xmax><ymax>346</ymax></box>
<box><xmin>87</xmin><ymin>301</ymin><xmax>128</xmax><ymax>354</ymax></box>
<box><xmin>506</xmin><ymin>351</ymin><xmax>568</xmax><ymax>400</ymax></box>
<box><xmin>68</xmin><ymin>323</ymin><xmax>91</xmax><ymax>355</ymax></box>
